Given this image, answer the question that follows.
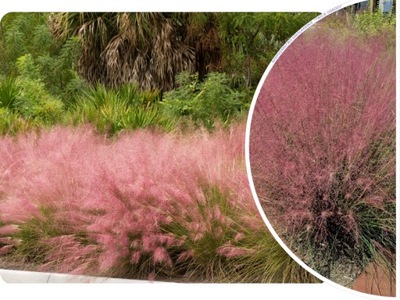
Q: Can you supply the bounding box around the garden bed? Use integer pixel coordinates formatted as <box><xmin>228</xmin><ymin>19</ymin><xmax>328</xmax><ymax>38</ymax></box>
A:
<box><xmin>0</xmin><ymin>124</ymin><xmax>317</xmax><ymax>284</ymax></box>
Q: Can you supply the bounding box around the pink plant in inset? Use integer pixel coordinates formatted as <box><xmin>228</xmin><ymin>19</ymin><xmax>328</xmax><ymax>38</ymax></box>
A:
<box><xmin>0</xmin><ymin>121</ymin><xmax>315</xmax><ymax>282</ymax></box>
<box><xmin>250</xmin><ymin>29</ymin><xmax>395</xmax><ymax>279</ymax></box>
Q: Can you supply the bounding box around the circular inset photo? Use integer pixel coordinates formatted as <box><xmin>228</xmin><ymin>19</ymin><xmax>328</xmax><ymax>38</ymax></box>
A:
<box><xmin>248</xmin><ymin>4</ymin><xmax>395</xmax><ymax>297</ymax></box>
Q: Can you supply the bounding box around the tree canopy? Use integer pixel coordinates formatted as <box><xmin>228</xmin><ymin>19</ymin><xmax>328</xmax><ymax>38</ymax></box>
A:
<box><xmin>0</xmin><ymin>12</ymin><xmax>318</xmax><ymax>92</ymax></box>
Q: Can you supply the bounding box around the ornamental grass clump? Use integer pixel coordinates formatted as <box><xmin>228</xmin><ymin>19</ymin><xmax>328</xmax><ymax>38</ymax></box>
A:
<box><xmin>250</xmin><ymin>28</ymin><xmax>395</xmax><ymax>283</ymax></box>
<box><xmin>0</xmin><ymin>123</ymin><xmax>317</xmax><ymax>283</ymax></box>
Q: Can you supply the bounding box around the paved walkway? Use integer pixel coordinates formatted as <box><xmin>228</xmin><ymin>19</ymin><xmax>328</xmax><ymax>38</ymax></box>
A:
<box><xmin>0</xmin><ymin>268</ymin><xmax>161</xmax><ymax>283</ymax></box>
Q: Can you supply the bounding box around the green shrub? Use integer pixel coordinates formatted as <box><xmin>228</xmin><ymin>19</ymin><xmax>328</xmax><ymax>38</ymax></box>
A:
<box><xmin>0</xmin><ymin>107</ymin><xmax>30</xmax><ymax>135</ymax></box>
<box><xmin>0</xmin><ymin>65</ymin><xmax>65</xmax><ymax>135</ymax></box>
<box><xmin>11</xmin><ymin>54</ymin><xmax>64</xmax><ymax>125</ymax></box>
<box><xmin>217</xmin><ymin>13</ymin><xmax>318</xmax><ymax>90</ymax></box>
<box><xmin>15</xmin><ymin>78</ymin><xmax>64</xmax><ymax>125</ymax></box>
<box><xmin>66</xmin><ymin>84</ymin><xmax>174</xmax><ymax>135</ymax></box>
<box><xmin>1</xmin><ymin>13</ymin><xmax>83</xmax><ymax>103</ymax></box>
<box><xmin>15</xmin><ymin>54</ymin><xmax>42</xmax><ymax>80</ymax></box>
<box><xmin>162</xmin><ymin>72</ymin><xmax>248</xmax><ymax>129</ymax></box>
<box><xmin>1</xmin><ymin>13</ymin><xmax>49</xmax><ymax>76</ymax></box>
<box><xmin>352</xmin><ymin>11</ymin><xmax>396</xmax><ymax>35</ymax></box>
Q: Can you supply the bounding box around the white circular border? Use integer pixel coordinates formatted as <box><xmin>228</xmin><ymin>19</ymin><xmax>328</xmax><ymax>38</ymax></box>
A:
<box><xmin>244</xmin><ymin>1</ymin><xmax>396</xmax><ymax>299</ymax></box>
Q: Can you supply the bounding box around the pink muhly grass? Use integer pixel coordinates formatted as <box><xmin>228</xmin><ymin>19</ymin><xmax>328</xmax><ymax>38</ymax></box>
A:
<box><xmin>38</xmin><ymin>235</ymin><xmax>99</xmax><ymax>275</ymax></box>
<box><xmin>217</xmin><ymin>244</ymin><xmax>254</xmax><ymax>258</ymax></box>
<box><xmin>234</xmin><ymin>232</ymin><xmax>245</xmax><ymax>242</ymax></box>
<box><xmin>177</xmin><ymin>250</ymin><xmax>195</xmax><ymax>263</ymax></box>
<box><xmin>153</xmin><ymin>247</ymin><xmax>172</xmax><ymax>267</ymax></box>
<box><xmin>0</xmin><ymin>224</ymin><xmax>20</xmax><ymax>254</ymax></box>
<box><xmin>0</xmin><ymin>121</ymin><xmax>267</xmax><ymax>279</ymax></box>
<box><xmin>147</xmin><ymin>272</ymin><xmax>156</xmax><ymax>282</ymax></box>
<box><xmin>0</xmin><ymin>224</ymin><xmax>19</xmax><ymax>236</ymax></box>
<box><xmin>0</xmin><ymin>237</ymin><xmax>15</xmax><ymax>245</ymax></box>
<box><xmin>0</xmin><ymin>245</ymin><xmax>14</xmax><ymax>256</ymax></box>
<box><xmin>250</xmin><ymin>28</ymin><xmax>395</xmax><ymax>272</ymax></box>
<box><xmin>130</xmin><ymin>251</ymin><xmax>141</xmax><ymax>264</ymax></box>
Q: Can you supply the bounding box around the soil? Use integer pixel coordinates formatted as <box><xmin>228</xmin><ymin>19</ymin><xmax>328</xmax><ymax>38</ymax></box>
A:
<box><xmin>290</xmin><ymin>245</ymin><xmax>363</xmax><ymax>287</ymax></box>
<box><xmin>281</xmin><ymin>238</ymin><xmax>395</xmax><ymax>296</ymax></box>
<box><xmin>328</xmin><ymin>256</ymin><xmax>363</xmax><ymax>288</ymax></box>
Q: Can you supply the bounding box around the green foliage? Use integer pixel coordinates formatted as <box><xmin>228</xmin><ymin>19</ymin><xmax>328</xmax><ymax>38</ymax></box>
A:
<box><xmin>0</xmin><ymin>12</ymin><xmax>333</xmax><ymax>135</ymax></box>
<box><xmin>13</xmin><ymin>206</ymin><xmax>65</xmax><ymax>264</ymax></box>
<box><xmin>118</xmin><ymin>84</ymin><xmax>161</xmax><ymax>108</ymax></box>
<box><xmin>162</xmin><ymin>72</ymin><xmax>248</xmax><ymax>129</ymax></box>
<box><xmin>354</xmin><ymin>130</ymin><xmax>396</xmax><ymax>271</ymax></box>
<box><xmin>15</xmin><ymin>54</ymin><xmax>41</xmax><ymax>80</ymax></box>
<box><xmin>0</xmin><ymin>77</ymin><xmax>18</xmax><ymax>109</ymax></box>
<box><xmin>217</xmin><ymin>12</ymin><xmax>318</xmax><ymax>89</ymax></box>
<box><xmin>35</xmin><ymin>36</ymin><xmax>84</xmax><ymax>101</ymax></box>
<box><xmin>15</xmin><ymin>218</ymin><xmax>52</xmax><ymax>263</ymax></box>
<box><xmin>217</xmin><ymin>232</ymin><xmax>319</xmax><ymax>283</ymax></box>
<box><xmin>66</xmin><ymin>84</ymin><xmax>174</xmax><ymax>135</ymax></box>
<box><xmin>0</xmin><ymin>107</ymin><xmax>30</xmax><ymax>135</ymax></box>
<box><xmin>165</xmin><ymin>186</ymin><xmax>236</xmax><ymax>279</ymax></box>
<box><xmin>16</xmin><ymin>79</ymin><xmax>64</xmax><ymax>124</ymax></box>
<box><xmin>1</xmin><ymin>13</ymin><xmax>50</xmax><ymax>75</ymax></box>
<box><xmin>1</xmin><ymin>13</ymin><xmax>83</xmax><ymax>102</ymax></box>
<box><xmin>162</xmin><ymin>184</ymin><xmax>318</xmax><ymax>283</ymax></box>
<box><xmin>0</xmin><ymin>65</ymin><xmax>65</xmax><ymax>134</ymax></box>
<box><xmin>61</xmin><ymin>71</ymin><xmax>88</xmax><ymax>106</ymax></box>
<box><xmin>352</xmin><ymin>11</ymin><xmax>396</xmax><ymax>35</ymax></box>
<box><xmin>321</xmin><ymin>10</ymin><xmax>396</xmax><ymax>47</ymax></box>
<box><xmin>11</xmin><ymin>54</ymin><xmax>64</xmax><ymax>125</ymax></box>
<box><xmin>14</xmin><ymin>90</ymin><xmax>63</xmax><ymax>128</ymax></box>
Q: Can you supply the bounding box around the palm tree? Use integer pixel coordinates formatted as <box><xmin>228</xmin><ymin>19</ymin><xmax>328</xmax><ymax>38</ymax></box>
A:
<box><xmin>48</xmin><ymin>12</ymin><xmax>316</xmax><ymax>92</ymax></box>
<box><xmin>49</xmin><ymin>13</ymin><xmax>198</xmax><ymax>91</ymax></box>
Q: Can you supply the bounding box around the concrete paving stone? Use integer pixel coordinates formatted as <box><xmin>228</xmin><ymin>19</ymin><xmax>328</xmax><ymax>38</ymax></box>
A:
<box><xmin>0</xmin><ymin>269</ymin><xmax>165</xmax><ymax>284</ymax></box>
